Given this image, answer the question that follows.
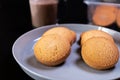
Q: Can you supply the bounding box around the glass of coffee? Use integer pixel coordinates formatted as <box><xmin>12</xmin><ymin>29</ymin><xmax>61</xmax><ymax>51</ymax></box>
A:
<box><xmin>29</xmin><ymin>0</ymin><xmax>58</xmax><ymax>28</ymax></box>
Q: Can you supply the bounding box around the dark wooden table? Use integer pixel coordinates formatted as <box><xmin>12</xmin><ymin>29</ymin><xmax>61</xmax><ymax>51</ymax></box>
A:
<box><xmin>0</xmin><ymin>0</ymin><xmax>119</xmax><ymax>80</ymax></box>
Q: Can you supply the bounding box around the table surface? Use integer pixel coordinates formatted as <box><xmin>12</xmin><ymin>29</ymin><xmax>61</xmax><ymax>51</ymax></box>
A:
<box><xmin>0</xmin><ymin>0</ymin><xmax>120</xmax><ymax>80</ymax></box>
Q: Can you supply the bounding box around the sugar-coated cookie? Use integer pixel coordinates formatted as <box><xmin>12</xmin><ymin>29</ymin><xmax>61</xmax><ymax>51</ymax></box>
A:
<box><xmin>42</xmin><ymin>26</ymin><xmax>76</xmax><ymax>45</ymax></box>
<box><xmin>34</xmin><ymin>34</ymin><xmax>71</xmax><ymax>66</ymax></box>
<box><xmin>81</xmin><ymin>37</ymin><xmax>119</xmax><ymax>70</ymax></box>
<box><xmin>80</xmin><ymin>30</ymin><xmax>114</xmax><ymax>45</ymax></box>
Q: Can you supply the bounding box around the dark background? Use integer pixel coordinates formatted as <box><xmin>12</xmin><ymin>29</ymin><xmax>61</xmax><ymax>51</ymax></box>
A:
<box><xmin>0</xmin><ymin>0</ymin><xmax>119</xmax><ymax>80</ymax></box>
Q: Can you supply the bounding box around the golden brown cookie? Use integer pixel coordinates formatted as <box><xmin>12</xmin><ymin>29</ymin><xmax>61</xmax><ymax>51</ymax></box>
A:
<box><xmin>42</xmin><ymin>26</ymin><xmax>76</xmax><ymax>45</ymax></box>
<box><xmin>80</xmin><ymin>30</ymin><xmax>114</xmax><ymax>45</ymax></box>
<box><xmin>81</xmin><ymin>37</ymin><xmax>119</xmax><ymax>70</ymax></box>
<box><xmin>34</xmin><ymin>34</ymin><xmax>71</xmax><ymax>66</ymax></box>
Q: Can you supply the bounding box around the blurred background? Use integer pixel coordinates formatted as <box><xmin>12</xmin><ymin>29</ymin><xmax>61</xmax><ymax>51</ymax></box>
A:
<box><xmin>0</xmin><ymin>0</ymin><xmax>120</xmax><ymax>80</ymax></box>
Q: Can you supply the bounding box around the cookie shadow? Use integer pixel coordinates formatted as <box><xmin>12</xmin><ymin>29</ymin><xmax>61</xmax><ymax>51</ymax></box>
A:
<box><xmin>26</xmin><ymin>55</ymin><xmax>65</xmax><ymax>70</ymax></box>
<box><xmin>75</xmin><ymin>57</ymin><xmax>115</xmax><ymax>74</ymax></box>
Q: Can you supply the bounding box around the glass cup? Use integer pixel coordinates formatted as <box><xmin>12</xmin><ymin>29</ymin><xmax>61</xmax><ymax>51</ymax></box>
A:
<box><xmin>29</xmin><ymin>0</ymin><xmax>58</xmax><ymax>28</ymax></box>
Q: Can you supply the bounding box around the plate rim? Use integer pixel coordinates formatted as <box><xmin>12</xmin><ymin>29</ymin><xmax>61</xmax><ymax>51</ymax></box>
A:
<box><xmin>12</xmin><ymin>23</ymin><xmax>120</xmax><ymax>80</ymax></box>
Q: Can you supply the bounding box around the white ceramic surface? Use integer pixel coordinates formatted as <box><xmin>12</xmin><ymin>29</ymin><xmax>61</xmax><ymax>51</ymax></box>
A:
<box><xmin>12</xmin><ymin>24</ymin><xmax>120</xmax><ymax>80</ymax></box>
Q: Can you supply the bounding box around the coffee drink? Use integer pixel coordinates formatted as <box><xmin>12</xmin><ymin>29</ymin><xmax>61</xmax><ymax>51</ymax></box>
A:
<box><xmin>29</xmin><ymin>0</ymin><xmax>58</xmax><ymax>28</ymax></box>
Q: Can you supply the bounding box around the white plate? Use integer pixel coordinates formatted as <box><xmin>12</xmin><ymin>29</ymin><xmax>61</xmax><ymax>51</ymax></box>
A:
<box><xmin>12</xmin><ymin>24</ymin><xmax>120</xmax><ymax>80</ymax></box>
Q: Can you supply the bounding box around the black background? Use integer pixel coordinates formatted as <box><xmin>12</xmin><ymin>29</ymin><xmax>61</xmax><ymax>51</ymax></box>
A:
<box><xmin>0</xmin><ymin>0</ymin><xmax>119</xmax><ymax>80</ymax></box>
